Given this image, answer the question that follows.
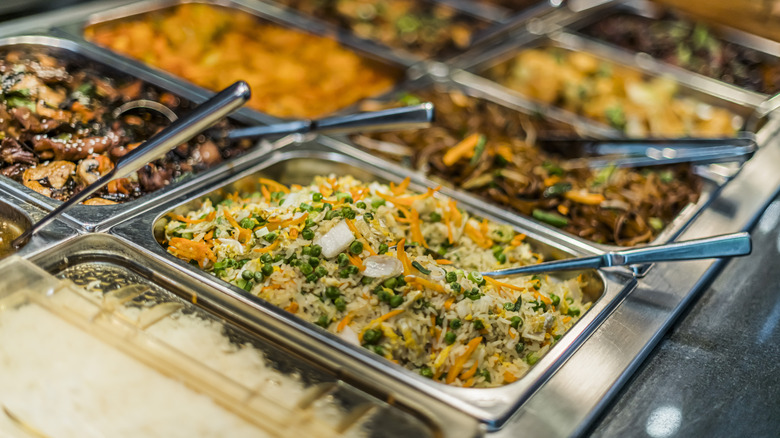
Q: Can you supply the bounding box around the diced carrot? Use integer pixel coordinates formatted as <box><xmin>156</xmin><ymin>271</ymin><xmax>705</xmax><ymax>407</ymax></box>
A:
<box><xmin>289</xmin><ymin>228</ymin><xmax>299</xmax><ymax>239</ymax></box>
<box><xmin>510</xmin><ymin>233</ymin><xmax>526</xmax><ymax>247</ymax></box>
<box><xmin>436</xmin><ymin>259</ymin><xmax>453</xmax><ymax>265</ymax></box>
<box><xmin>446</xmin><ymin>337</ymin><xmax>483</xmax><ymax>384</ymax></box>
<box><xmin>284</xmin><ymin>301</ymin><xmax>299</xmax><ymax>314</ymax></box>
<box><xmin>558</xmin><ymin>204</ymin><xmax>569</xmax><ymax>216</ymax></box>
<box><xmin>563</xmin><ymin>316</ymin><xmax>572</xmax><ymax>324</ymax></box>
<box><xmin>503</xmin><ymin>371</ymin><xmax>518</xmax><ymax>383</ymax></box>
<box><xmin>444</xmin><ymin>297</ymin><xmax>455</xmax><ymax>309</ymax></box>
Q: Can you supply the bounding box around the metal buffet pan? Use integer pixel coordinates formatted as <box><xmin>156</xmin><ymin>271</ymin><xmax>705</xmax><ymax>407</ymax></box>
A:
<box><xmin>454</xmin><ymin>30</ymin><xmax>761</xmax><ymax>126</ymax></box>
<box><xmin>50</xmin><ymin>0</ymin><xmax>412</xmax><ymax>124</ymax></box>
<box><xmin>320</xmin><ymin>74</ymin><xmax>743</xmax><ymax>263</ymax></box>
<box><xmin>0</xmin><ymin>34</ymin><xmax>284</xmax><ymax>234</ymax></box>
<box><xmin>0</xmin><ymin>179</ymin><xmax>79</xmax><ymax>260</ymax></box>
<box><xmin>562</xmin><ymin>0</ymin><xmax>780</xmax><ymax>100</ymax></box>
<box><xmin>109</xmin><ymin>139</ymin><xmax>633</xmax><ymax>431</ymax></box>
<box><xmin>25</xmin><ymin>232</ymin><xmax>457</xmax><ymax>438</ymax></box>
<box><xmin>249</xmin><ymin>0</ymin><xmax>496</xmax><ymax>65</ymax></box>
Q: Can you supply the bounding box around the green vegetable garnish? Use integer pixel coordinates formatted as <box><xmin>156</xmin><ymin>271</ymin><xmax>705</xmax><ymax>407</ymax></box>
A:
<box><xmin>532</xmin><ymin>209</ymin><xmax>568</xmax><ymax>228</ymax></box>
<box><xmin>411</xmin><ymin>261</ymin><xmax>431</xmax><ymax>275</ymax></box>
<box><xmin>349</xmin><ymin>241</ymin><xmax>364</xmax><ymax>255</ymax></box>
<box><xmin>444</xmin><ymin>331</ymin><xmax>456</xmax><ymax>345</ymax></box>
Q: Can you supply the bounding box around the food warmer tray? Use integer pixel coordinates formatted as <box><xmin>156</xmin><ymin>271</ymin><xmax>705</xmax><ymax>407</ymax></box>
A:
<box><xmin>1</xmin><ymin>0</ymin><xmax>780</xmax><ymax>435</ymax></box>
<box><xmin>320</xmin><ymin>73</ymin><xmax>742</xmax><ymax>262</ymax></box>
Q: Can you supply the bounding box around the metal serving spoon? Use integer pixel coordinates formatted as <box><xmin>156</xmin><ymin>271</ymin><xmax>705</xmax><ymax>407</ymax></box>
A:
<box><xmin>116</xmin><ymin>100</ymin><xmax>435</xmax><ymax>140</ymax></box>
<box><xmin>12</xmin><ymin>81</ymin><xmax>252</xmax><ymax>248</ymax></box>
<box><xmin>480</xmin><ymin>232</ymin><xmax>751</xmax><ymax>278</ymax></box>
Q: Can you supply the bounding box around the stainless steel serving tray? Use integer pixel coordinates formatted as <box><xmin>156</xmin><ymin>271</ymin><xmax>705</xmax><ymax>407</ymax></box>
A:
<box><xmin>454</xmin><ymin>30</ymin><xmax>762</xmax><ymax>123</ymax></box>
<box><xmin>52</xmin><ymin>0</ymin><xmax>413</xmax><ymax>123</ymax></box>
<box><xmin>109</xmin><ymin>138</ymin><xmax>635</xmax><ymax>430</ymax></box>
<box><xmin>0</xmin><ymin>177</ymin><xmax>79</xmax><ymax>261</ymax></box>
<box><xmin>562</xmin><ymin>0</ymin><xmax>780</xmax><ymax>100</ymax></box>
<box><xmin>28</xmin><ymin>232</ymin><xmax>460</xmax><ymax>438</ymax></box>
<box><xmin>321</xmin><ymin>75</ymin><xmax>738</xmax><ymax>261</ymax></box>
<box><xmin>0</xmin><ymin>34</ymin><xmax>281</xmax><ymax>233</ymax></box>
<box><xmin>251</xmin><ymin>0</ymin><xmax>497</xmax><ymax>65</ymax></box>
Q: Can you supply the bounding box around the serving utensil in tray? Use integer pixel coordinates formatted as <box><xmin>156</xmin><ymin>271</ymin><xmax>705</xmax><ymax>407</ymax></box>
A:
<box><xmin>541</xmin><ymin>131</ymin><xmax>757</xmax><ymax>168</ymax></box>
<box><xmin>114</xmin><ymin>101</ymin><xmax>436</xmax><ymax>140</ymax></box>
<box><xmin>482</xmin><ymin>231</ymin><xmax>751</xmax><ymax>277</ymax></box>
<box><xmin>13</xmin><ymin>81</ymin><xmax>251</xmax><ymax>248</ymax></box>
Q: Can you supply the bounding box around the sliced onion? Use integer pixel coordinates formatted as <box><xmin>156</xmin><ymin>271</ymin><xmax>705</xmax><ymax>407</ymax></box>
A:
<box><xmin>362</xmin><ymin>255</ymin><xmax>403</xmax><ymax>279</ymax></box>
<box><xmin>339</xmin><ymin>325</ymin><xmax>360</xmax><ymax>346</ymax></box>
<box><xmin>314</xmin><ymin>220</ymin><xmax>354</xmax><ymax>259</ymax></box>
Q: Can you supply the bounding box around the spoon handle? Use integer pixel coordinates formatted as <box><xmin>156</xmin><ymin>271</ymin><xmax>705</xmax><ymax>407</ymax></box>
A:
<box><xmin>14</xmin><ymin>81</ymin><xmax>250</xmax><ymax>246</ymax></box>
<box><xmin>223</xmin><ymin>103</ymin><xmax>434</xmax><ymax>140</ymax></box>
<box><xmin>482</xmin><ymin>232</ymin><xmax>751</xmax><ymax>277</ymax></box>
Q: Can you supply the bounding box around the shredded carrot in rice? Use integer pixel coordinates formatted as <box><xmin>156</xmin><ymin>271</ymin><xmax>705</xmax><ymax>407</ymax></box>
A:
<box><xmin>337</xmin><ymin>313</ymin><xmax>353</xmax><ymax>333</ymax></box>
<box><xmin>252</xmin><ymin>240</ymin><xmax>280</xmax><ymax>253</ymax></box>
<box><xmin>260</xmin><ymin>184</ymin><xmax>271</xmax><ymax>201</ymax></box>
<box><xmin>510</xmin><ymin>233</ymin><xmax>526</xmax><ymax>247</ymax></box>
<box><xmin>446</xmin><ymin>337</ymin><xmax>483</xmax><ymax>384</ymax></box>
<box><xmin>436</xmin><ymin>259</ymin><xmax>452</xmax><ymax>265</ymax></box>
<box><xmin>346</xmin><ymin>219</ymin><xmax>377</xmax><ymax>255</ymax></box>
<box><xmin>168</xmin><ymin>237</ymin><xmax>216</xmax><ymax>268</ymax></box>
<box><xmin>448</xmin><ymin>200</ymin><xmax>462</xmax><ymax>227</ymax></box>
<box><xmin>408</xmin><ymin>209</ymin><xmax>428</xmax><ymax>248</ymax></box>
<box><xmin>485</xmin><ymin>277</ymin><xmax>527</xmax><ymax>293</ymax></box>
<box><xmin>405</xmin><ymin>276</ymin><xmax>445</xmax><ymax>294</ymax></box>
<box><xmin>360</xmin><ymin>309</ymin><xmax>405</xmax><ymax>342</ymax></box>
<box><xmin>396</xmin><ymin>238</ymin><xmax>412</xmax><ymax>275</ymax></box>
<box><xmin>390</xmin><ymin>177</ymin><xmax>410</xmax><ymax>196</ymax></box>
<box><xmin>348</xmin><ymin>253</ymin><xmax>365</xmax><ymax>271</ymax></box>
<box><xmin>258</xmin><ymin>177</ymin><xmax>289</xmax><ymax>194</ymax></box>
<box><xmin>460</xmin><ymin>361</ymin><xmax>479</xmax><ymax>380</ymax></box>
<box><xmin>172</xmin><ymin>214</ymin><xmax>206</xmax><ymax>224</ymax></box>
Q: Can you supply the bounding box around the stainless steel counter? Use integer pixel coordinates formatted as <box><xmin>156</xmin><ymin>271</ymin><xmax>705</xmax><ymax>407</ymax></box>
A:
<box><xmin>588</xmin><ymin>195</ymin><xmax>780</xmax><ymax>437</ymax></box>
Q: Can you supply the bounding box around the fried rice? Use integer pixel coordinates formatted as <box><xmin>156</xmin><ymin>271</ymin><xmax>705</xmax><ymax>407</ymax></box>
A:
<box><xmin>163</xmin><ymin>175</ymin><xmax>592</xmax><ymax>388</ymax></box>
